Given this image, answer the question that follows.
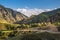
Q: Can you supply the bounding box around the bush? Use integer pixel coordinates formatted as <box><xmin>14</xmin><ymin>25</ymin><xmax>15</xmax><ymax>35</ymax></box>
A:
<box><xmin>57</xmin><ymin>25</ymin><xmax>60</xmax><ymax>32</ymax></box>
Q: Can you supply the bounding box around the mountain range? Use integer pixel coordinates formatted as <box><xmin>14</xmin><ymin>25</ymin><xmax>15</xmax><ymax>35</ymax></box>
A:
<box><xmin>0</xmin><ymin>5</ymin><xmax>60</xmax><ymax>24</ymax></box>
<box><xmin>17</xmin><ymin>8</ymin><xmax>60</xmax><ymax>24</ymax></box>
<box><xmin>16</xmin><ymin>8</ymin><xmax>52</xmax><ymax>17</ymax></box>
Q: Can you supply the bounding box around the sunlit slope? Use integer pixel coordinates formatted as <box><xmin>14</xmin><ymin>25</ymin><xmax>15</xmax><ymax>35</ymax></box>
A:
<box><xmin>0</xmin><ymin>5</ymin><xmax>28</xmax><ymax>23</ymax></box>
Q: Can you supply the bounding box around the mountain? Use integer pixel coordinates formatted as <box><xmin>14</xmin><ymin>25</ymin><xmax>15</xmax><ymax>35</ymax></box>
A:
<box><xmin>16</xmin><ymin>8</ymin><xmax>52</xmax><ymax>17</ymax></box>
<box><xmin>0</xmin><ymin>5</ymin><xmax>28</xmax><ymax>23</ymax></box>
<box><xmin>18</xmin><ymin>8</ymin><xmax>60</xmax><ymax>24</ymax></box>
<box><xmin>30</xmin><ymin>8</ymin><xmax>60</xmax><ymax>23</ymax></box>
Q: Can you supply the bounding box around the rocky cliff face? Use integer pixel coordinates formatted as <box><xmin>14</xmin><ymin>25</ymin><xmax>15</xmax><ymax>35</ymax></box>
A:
<box><xmin>0</xmin><ymin>5</ymin><xmax>27</xmax><ymax>23</ymax></box>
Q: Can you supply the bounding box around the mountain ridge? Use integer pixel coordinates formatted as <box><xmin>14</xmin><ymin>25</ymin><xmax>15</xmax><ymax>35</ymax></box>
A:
<box><xmin>0</xmin><ymin>5</ymin><xmax>28</xmax><ymax>23</ymax></box>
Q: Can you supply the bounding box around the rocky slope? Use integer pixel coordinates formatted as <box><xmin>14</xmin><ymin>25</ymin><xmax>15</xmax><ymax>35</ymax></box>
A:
<box><xmin>0</xmin><ymin>5</ymin><xmax>27</xmax><ymax>23</ymax></box>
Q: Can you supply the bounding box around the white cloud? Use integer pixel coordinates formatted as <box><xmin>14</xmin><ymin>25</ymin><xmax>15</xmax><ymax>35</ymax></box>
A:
<box><xmin>16</xmin><ymin>8</ymin><xmax>53</xmax><ymax>17</ymax></box>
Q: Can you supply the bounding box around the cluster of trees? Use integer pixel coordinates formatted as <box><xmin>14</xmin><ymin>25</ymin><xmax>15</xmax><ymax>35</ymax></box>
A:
<box><xmin>0</xmin><ymin>22</ymin><xmax>48</xmax><ymax>40</ymax></box>
<box><xmin>0</xmin><ymin>23</ymin><xmax>20</xmax><ymax>30</ymax></box>
<box><xmin>19</xmin><ymin>23</ymin><xmax>47</xmax><ymax>28</ymax></box>
<box><xmin>0</xmin><ymin>30</ymin><xmax>18</xmax><ymax>40</ymax></box>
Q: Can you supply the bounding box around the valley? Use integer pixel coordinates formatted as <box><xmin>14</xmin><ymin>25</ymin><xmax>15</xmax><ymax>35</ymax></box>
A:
<box><xmin>0</xmin><ymin>5</ymin><xmax>60</xmax><ymax>40</ymax></box>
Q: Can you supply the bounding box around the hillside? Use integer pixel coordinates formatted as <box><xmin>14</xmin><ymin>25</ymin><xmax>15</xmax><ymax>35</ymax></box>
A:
<box><xmin>0</xmin><ymin>5</ymin><xmax>28</xmax><ymax>23</ymax></box>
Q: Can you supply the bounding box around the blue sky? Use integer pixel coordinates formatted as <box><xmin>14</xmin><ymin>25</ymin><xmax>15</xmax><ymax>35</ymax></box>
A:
<box><xmin>0</xmin><ymin>0</ymin><xmax>60</xmax><ymax>9</ymax></box>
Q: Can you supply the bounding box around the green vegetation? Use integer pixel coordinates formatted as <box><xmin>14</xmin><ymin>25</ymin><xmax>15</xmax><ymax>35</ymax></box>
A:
<box><xmin>7</xmin><ymin>32</ymin><xmax>60</xmax><ymax>40</ymax></box>
<box><xmin>0</xmin><ymin>22</ymin><xmax>59</xmax><ymax>40</ymax></box>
